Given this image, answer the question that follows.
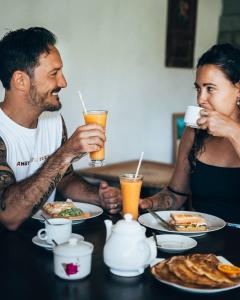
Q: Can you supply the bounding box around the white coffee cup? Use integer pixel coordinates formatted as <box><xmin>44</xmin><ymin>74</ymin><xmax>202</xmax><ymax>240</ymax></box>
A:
<box><xmin>37</xmin><ymin>218</ymin><xmax>72</xmax><ymax>245</ymax></box>
<box><xmin>184</xmin><ymin>105</ymin><xmax>202</xmax><ymax>128</ymax></box>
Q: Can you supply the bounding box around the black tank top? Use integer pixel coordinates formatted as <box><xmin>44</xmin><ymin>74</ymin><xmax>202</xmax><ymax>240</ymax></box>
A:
<box><xmin>190</xmin><ymin>160</ymin><xmax>240</xmax><ymax>223</ymax></box>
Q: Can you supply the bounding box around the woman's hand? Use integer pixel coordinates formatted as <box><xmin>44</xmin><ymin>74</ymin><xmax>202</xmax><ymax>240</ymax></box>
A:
<box><xmin>139</xmin><ymin>198</ymin><xmax>154</xmax><ymax>210</ymax></box>
<box><xmin>197</xmin><ymin>109</ymin><xmax>238</xmax><ymax>138</ymax></box>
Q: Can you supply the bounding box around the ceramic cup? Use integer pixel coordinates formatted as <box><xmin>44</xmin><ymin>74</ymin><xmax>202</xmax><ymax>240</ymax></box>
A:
<box><xmin>184</xmin><ymin>106</ymin><xmax>202</xmax><ymax>128</ymax></box>
<box><xmin>37</xmin><ymin>218</ymin><xmax>72</xmax><ymax>245</ymax></box>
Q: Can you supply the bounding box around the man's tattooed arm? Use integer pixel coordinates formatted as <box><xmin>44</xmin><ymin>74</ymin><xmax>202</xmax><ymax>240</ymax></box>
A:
<box><xmin>0</xmin><ymin>114</ymin><xmax>100</xmax><ymax>230</ymax></box>
<box><xmin>31</xmin><ymin>173</ymin><xmax>62</xmax><ymax>215</ymax></box>
<box><xmin>0</xmin><ymin>136</ymin><xmax>71</xmax><ymax>230</ymax></box>
<box><xmin>61</xmin><ymin>116</ymin><xmax>74</xmax><ymax>177</ymax></box>
<box><xmin>61</xmin><ymin>116</ymin><xmax>86</xmax><ymax>168</ymax></box>
<box><xmin>57</xmin><ymin>171</ymin><xmax>100</xmax><ymax>204</ymax></box>
<box><xmin>0</xmin><ymin>137</ymin><xmax>16</xmax><ymax>212</ymax></box>
<box><xmin>56</xmin><ymin>116</ymin><xmax>91</xmax><ymax>202</ymax></box>
<box><xmin>0</xmin><ymin>170</ymin><xmax>16</xmax><ymax>211</ymax></box>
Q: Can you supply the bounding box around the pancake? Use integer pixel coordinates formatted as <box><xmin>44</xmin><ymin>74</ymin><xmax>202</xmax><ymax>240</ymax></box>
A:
<box><xmin>167</xmin><ymin>256</ymin><xmax>217</xmax><ymax>287</ymax></box>
<box><xmin>151</xmin><ymin>258</ymin><xmax>205</xmax><ymax>288</ymax></box>
<box><xmin>186</xmin><ymin>254</ymin><xmax>234</xmax><ymax>287</ymax></box>
<box><xmin>151</xmin><ymin>259</ymin><xmax>183</xmax><ymax>284</ymax></box>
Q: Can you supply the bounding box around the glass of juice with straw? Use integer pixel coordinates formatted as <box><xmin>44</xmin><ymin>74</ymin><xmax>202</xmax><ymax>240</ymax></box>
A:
<box><xmin>120</xmin><ymin>174</ymin><xmax>143</xmax><ymax>220</ymax></box>
<box><xmin>120</xmin><ymin>152</ymin><xmax>144</xmax><ymax>220</ymax></box>
<box><xmin>84</xmin><ymin>110</ymin><xmax>108</xmax><ymax>167</ymax></box>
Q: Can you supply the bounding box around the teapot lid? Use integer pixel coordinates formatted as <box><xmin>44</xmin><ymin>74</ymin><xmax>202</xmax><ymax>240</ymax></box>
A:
<box><xmin>53</xmin><ymin>238</ymin><xmax>94</xmax><ymax>257</ymax></box>
<box><xmin>113</xmin><ymin>213</ymin><xmax>145</xmax><ymax>235</ymax></box>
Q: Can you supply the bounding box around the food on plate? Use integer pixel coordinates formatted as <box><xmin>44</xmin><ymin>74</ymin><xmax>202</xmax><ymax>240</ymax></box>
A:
<box><xmin>151</xmin><ymin>254</ymin><xmax>240</xmax><ymax>289</ymax></box>
<box><xmin>169</xmin><ymin>213</ymin><xmax>207</xmax><ymax>232</ymax></box>
<box><xmin>43</xmin><ymin>201</ymin><xmax>91</xmax><ymax>219</ymax></box>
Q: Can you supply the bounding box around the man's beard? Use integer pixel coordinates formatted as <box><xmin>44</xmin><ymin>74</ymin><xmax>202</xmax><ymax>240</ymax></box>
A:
<box><xmin>44</xmin><ymin>101</ymin><xmax>62</xmax><ymax>112</ymax></box>
<box><xmin>29</xmin><ymin>84</ymin><xmax>62</xmax><ymax>112</ymax></box>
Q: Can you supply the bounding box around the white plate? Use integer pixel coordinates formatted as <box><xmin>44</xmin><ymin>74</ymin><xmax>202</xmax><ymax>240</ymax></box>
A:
<box><xmin>151</xmin><ymin>256</ymin><xmax>240</xmax><ymax>294</ymax></box>
<box><xmin>32</xmin><ymin>233</ymin><xmax>84</xmax><ymax>250</ymax></box>
<box><xmin>138</xmin><ymin>210</ymin><xmax>226</xmax><ymax>235</ymax></box>
<box><xmin>151</xmin><ymin>234</ymin><xmax>197</xmax><ymax>253</ymax></box>
<box><xmin>32</xmin><ymin>202</ymin><xmax>103</xmax><ymax>225</ymax></box>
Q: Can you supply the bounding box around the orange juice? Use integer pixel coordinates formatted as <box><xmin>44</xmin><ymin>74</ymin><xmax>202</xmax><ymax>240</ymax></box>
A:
<box><xmin>120</xmin><ymin>174</ymin><xmax>143</xmax><ymax>220</ymax></box>
<box><xmin>84</xmin><ymin>110</ymin><xmax>107</xmax><ymax>162</ymax></box>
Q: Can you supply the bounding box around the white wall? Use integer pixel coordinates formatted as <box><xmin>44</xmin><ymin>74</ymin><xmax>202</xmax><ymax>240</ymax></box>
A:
<box><xmin>0</xmin><ymin>0</ymin><xmax>222</xmax><ymax>168</ymax></box>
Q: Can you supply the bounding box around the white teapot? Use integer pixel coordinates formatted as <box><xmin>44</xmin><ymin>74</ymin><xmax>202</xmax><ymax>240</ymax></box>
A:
<box><xmin>103</xmin><ymin>213</ymin><xmax>157</xmax><ymax>277</ymax></box>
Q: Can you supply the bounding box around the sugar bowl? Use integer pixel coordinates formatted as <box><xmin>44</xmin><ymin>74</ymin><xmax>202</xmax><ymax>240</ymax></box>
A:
<box><xmin>53</xmin><ymin>237</ymin><xmax>94</xmax><ymax>280</ymax></box>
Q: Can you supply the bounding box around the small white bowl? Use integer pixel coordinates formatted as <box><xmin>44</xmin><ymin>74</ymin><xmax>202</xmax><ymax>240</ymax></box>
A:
<box><xmin>152</xmin><ymin>234</ymin><xmax>197</xmax><ymax>253</ymax></box>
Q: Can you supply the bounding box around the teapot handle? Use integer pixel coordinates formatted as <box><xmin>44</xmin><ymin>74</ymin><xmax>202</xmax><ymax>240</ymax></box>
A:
<box><xmin>146</xmin><ymin>237</ymin><xmax>157</xmax><ymax>265</ymax></box>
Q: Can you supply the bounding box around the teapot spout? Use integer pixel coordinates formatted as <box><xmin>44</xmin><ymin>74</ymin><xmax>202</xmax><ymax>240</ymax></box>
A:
<box><xmin>104</xmin><ymin>219</ymin><xmax>113</xmax><ymax>241</ymax></box>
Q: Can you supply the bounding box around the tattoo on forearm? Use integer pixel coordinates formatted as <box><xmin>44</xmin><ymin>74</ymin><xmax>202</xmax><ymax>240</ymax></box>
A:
<box><xmin>60</xmin><ymin>117</ymin><xmax>86</xmax><ymax>164</ymax></box>
<box><xmin>156</xmin><ymin>191</ymin><xmax>177</xmax><ymax>210</ymax></box>
<box><xmin>60</xmin><ymin>117</ymin><xmax>75</xmax><ymax>177</ymax></box>
<box><xmin>64</xmin><ymin>164</ymin><xmax>74</xmax><ymax>177</ymax></box>
<box><xmin>0</xmin><ymin>137</ymin><xmax>7</xmax><ymax>162</ymax></box>
<box><xmin>31</xmin><ymin>173</ymin><xmax>62</xmax><ymax>215</ymax></box>
<box><xmin>0</xmin><ymin>130</ymin><xmax>72</xmax><ymax>219</ymax></box>
<box><xmin>0</xmin><ymin>170</ymin><xmax>15</xmax><ymax>211</ymax></box>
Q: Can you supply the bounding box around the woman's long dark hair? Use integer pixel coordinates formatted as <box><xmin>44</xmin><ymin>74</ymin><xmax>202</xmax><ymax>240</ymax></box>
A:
<box><xmin>188</xmin><ymin>43</ymin><xmax>240</xmax><ymax>170</ymax></box>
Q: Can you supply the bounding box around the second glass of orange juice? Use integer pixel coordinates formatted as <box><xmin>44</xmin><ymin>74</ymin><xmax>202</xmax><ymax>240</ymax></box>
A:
<box><xmin>84</xmin><ymin>110</ymin><xmax>108</xmax><ymax>167</ymax></box>
<box><xmin>120</xmin><ymin>174</ymin><xmax>143</xmax><ymax>220</ymax></box>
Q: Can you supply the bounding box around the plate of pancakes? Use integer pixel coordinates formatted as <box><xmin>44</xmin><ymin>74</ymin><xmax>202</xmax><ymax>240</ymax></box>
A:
<box><xmin>151</xmin><ymin>254</ymin><xmax>240</xmax><ymax>293</ymax></box>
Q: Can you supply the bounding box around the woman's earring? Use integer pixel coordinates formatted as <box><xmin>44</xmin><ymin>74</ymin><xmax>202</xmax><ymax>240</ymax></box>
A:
<box><xmin>237</xmin><ymin>97</ymin><xmax>240</xmax><ymax>109</ymax></box>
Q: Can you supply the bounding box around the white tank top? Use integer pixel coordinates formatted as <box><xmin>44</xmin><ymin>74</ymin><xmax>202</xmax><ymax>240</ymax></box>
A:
<box><xmin>0</xmin><ymin>109</ymin><xmax>62</xmax><ymax>202</ymax></box>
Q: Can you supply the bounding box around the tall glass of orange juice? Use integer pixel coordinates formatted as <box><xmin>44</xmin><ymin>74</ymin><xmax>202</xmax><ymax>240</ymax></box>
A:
<box><xmin>120</xmin><ymin>174</ymin><xmax>143</xmax><ymax>220</ymax></box>
<box><xmin>83</xmin><ymin>110</ymin><xmax>108</xmax><ymax>167</ymax></box>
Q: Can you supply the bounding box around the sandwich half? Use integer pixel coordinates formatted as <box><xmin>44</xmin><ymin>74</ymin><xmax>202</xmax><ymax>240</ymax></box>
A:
<box><xmin>43</xmin><ymin>200</ymin><xmax>91</xmax><ymax>220</ymax></box>
<box><xmin>170</xmin><ymin>213</ymin><xmax>207</xmax><ymax>232</ymax></box>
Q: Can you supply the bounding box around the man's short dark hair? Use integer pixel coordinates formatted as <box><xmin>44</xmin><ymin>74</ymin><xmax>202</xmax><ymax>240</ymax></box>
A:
<box><xmin>0</xmin><ymin>27</ymin><xmax>56</xmax><ymax>90</ymax></box>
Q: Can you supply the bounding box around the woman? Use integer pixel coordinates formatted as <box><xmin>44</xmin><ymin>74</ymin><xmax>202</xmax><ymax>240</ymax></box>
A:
<box><xmin>140</xmin><ymin>43</ymin><xmax>240</xmax><ymax>222</ymax></box>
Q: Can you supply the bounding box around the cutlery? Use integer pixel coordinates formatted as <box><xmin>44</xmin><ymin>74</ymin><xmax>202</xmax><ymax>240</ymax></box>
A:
<box><xmin>147</xmin><ymin>209</ymin><xmax>176</xmax><ymax>231</ymax></box>
<box><xmin>41</xmin><ymin>214</ymin><xmax>52</xmax><ymax>225</ymax></box>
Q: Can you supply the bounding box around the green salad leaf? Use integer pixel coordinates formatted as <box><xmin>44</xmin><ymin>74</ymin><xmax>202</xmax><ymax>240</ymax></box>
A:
<box><xmin>59</xmin><ymin>207</ymin><xmax>83</xmax><ymax>217</ymax></box>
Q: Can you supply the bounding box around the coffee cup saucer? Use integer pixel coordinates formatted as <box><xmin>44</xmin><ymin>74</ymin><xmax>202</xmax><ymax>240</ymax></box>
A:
<box><xmin>32</xmin><ymin>233</ymin><xmax>84</xmax><ymax>251</ymax></box>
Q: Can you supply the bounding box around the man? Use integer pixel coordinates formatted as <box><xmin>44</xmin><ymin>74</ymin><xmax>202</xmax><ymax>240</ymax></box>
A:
<box><xmin>0</xmin><ymin>27</ymin><xmax>121</xmax><ymax>230</ymax></box>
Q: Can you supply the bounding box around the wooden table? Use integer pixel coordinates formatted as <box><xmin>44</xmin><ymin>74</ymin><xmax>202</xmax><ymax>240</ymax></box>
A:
<box><xmin>76</xmin><ymin>160</ymin><xmax>175</xmax><ymax>190</ymax></box>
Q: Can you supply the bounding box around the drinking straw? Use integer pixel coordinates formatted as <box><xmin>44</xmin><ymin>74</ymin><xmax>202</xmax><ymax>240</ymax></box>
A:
<box><xmin>135</xmin><ymin>152</ymin><xmax>144</xmax><ymax>178</ymax></box>
<box><xmin>78</xmin><ymin>90</ymin><xmax>87</xmax><ymax>114</ymax></box>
